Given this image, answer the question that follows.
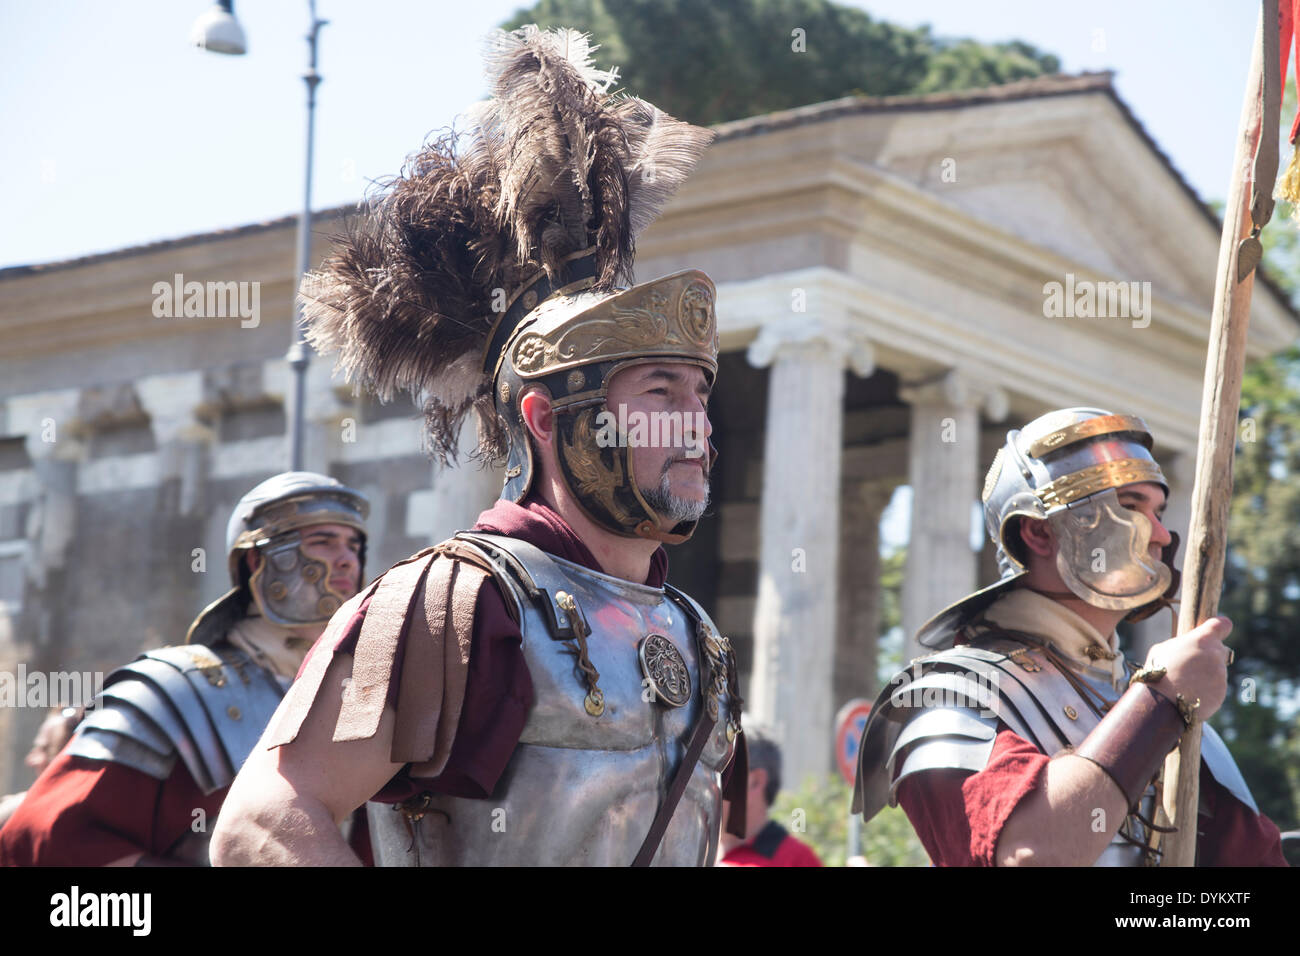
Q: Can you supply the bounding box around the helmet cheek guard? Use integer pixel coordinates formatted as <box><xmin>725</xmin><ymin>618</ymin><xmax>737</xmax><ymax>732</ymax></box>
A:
<box><xmin>247</xmin><ymin>532</ymin><xmax>351</xmax><ymax>627</ymax></box>
<box><xmin>489</xmin><ymin>263</ymin><xmax>719</xmax><ymax>544</ymax></box>
<box><xmin>1048</xmin><ymin>489</ymin><xmax>1171</xmax><ymax>611</ymax></box>
<box><xmin>187</xmin><ymin>472</ymin><xmax>370</xmax><ymax>645</ymax></box>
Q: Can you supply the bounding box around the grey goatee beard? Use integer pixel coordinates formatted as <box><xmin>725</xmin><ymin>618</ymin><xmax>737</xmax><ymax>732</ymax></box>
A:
<box><xmin>640</xmin><ymin>461</ymin><xmax>710</xmax><ymax>524</ymax></box>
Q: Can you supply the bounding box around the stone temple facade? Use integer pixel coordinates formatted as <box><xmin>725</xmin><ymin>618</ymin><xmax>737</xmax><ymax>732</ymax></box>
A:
<box><xmin>1</xmin><ymin>73</ymin><xmax>1296</xmax><ymax>795</ymax></box>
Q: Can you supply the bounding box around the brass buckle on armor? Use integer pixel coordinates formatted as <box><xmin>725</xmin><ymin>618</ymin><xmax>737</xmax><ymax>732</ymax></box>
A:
<box><xmin>183</xmin><ymin>646</ymin><xmax>228</xmax><ymax>688</ymax></box>
<box><xmin>555</xmin><ymin>590</ymin><xmax>606</xmax><ymax>717</ymax></box>
<box><xmin>1007</xmin><ymin>647</ymin><xmax>1042</xmax><ymax>673</ymax></box>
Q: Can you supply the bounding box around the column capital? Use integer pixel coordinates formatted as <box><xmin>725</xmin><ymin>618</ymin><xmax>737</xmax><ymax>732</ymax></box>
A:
<box><xmin>745</xmin><ymin>316</ymin><xmax>874</xmax><ymax>377</ymax></box>
<box><xmin>136</xmin><ymin>372</ymin><xmax>216</xmax><ymax>445</ymax></box>
<box><xmin>899</xmin><ymin>369</ymin><xmax>1008</xmax><ymax>422</ymax></box>
<box><xmin>845</xmin><ymin>477</ymin><xmax>898</xmax><ymax>515</ymax></box>
<box><xmin>304</xmin><ymin>356</ymin><xmax>356</xmax><ymax>425</ymax></box>
<box><xmin>6</xmin><ymin>390</ymin><xmax>87</xmax><ymax>463</ymax></box>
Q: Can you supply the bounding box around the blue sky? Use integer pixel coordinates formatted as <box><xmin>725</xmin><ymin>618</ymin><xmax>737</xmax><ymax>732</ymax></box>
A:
<box><xmin>0</xmin><ymin>1</ymin><xmax>1263</xmax><ymax>269</ymax></box>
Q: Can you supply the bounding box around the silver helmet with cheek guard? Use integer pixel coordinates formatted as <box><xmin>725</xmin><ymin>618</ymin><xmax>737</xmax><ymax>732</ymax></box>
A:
<box><xmin>186</xmin><ymin>472</ymin><xmax>370</xmax><ymax>645</ymax></box>
<box><xmin>917</xmin><ymin>407</ymin><xmax>1177</xmax><ymax>649</ymax></box>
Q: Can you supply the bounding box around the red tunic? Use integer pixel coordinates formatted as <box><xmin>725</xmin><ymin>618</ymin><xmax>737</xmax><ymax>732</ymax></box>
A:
<box><xmin>0</xmin><ymin>751</ymin><xmax>225</xmax><ymax>866</ymax></box>
<box><xmin>897</xmin><ymin>725</ymin><xmax>1288</xmax><ymax>867</ymax></box>
<box><xmin>720</xmin><ymin>821</ymin><xmax>823</xmax><ymax>867</ymax></box>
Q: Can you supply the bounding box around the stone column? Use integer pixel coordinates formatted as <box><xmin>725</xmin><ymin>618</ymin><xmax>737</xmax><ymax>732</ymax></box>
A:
<box><xmin>1</xmin><ymin>390</ymin><xmax>84</xmax><ymax>795</ymax></box>
<box><xmin>835</xmin><ymin>478</ymin><xmax>896</xmax><ymax>705</ymax></box>
<box><xmin>136</xmin><ymin>373</ymin><xmax>215</xmax><ymax>516</ymax></box>
<box><xmin>900</xmin><ymin>371</ymin><xmax>1008</xmax><ymax>662</ymax></box>
<box><xmin>746</xmin><ymin>316</ymin><xmax>873</xmax><ymax>789</ymax></box>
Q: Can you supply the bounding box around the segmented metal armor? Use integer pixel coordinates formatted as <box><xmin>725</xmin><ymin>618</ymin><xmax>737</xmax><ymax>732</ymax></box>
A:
<box><xmin>853</xmin><ymin>408</ymin><xmax>1258</xmax><ymax>866</ymax></box>
<box><xmin>853</xmin><ymin>629</ymin><xmax>1257</xmax><ymax>866</ymax></box>
<box><xmin>65</xmin><ymin>472</ymin><xmax>368</xmax><ymax>864</ymax></box>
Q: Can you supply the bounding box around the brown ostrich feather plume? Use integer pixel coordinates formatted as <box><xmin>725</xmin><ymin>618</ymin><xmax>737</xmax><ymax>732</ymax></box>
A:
<box><xmin>299</xmin><ymin>25</ymin><xmax>714</xmax><ymax>465</ymax></box>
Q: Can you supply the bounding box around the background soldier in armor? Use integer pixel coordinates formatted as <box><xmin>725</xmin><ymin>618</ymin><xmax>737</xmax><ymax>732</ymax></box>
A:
<box><xmin>211</xmin><ymin>25</ymin><xmax>745</xmax><ymax>867</ymax></box>
<box><xmin>0</xmin><ymin>472</ymin><xmax>368</xmax><ymax>866</ymax></box>
<box><xmin>853</xmin><ymin>408</ymin><xmax>1287</xmax><ymax>866</ymax></box>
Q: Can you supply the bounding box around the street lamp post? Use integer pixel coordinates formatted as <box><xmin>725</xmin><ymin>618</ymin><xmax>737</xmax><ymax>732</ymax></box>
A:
<box><xmin>191</xmin><ymin>0</ymin><xmax>326</xmax><ymax>472</ymax></box>
<box><xmin>287</xmin><ymin>3</ymin><xmax>327</xmax><ymax>471</ymax></box>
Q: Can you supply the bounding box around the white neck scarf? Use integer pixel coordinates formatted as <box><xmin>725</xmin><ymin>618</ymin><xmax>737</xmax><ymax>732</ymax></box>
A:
<box><xmin>982</xmin><ymin>588</ymin><xmax>1125</xmax><ymax>690</ymax></box>
<box><xmin>224</xmin><ymin>614</ymin><xmax>317</xmax><ymax>679</ymax></box>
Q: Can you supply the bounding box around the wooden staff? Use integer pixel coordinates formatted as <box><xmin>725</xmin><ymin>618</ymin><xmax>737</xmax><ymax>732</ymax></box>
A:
<box><xmin>1158</xmin><ymin>0</ymin><xmax>1282</xmax><ymax>866</ymax></box>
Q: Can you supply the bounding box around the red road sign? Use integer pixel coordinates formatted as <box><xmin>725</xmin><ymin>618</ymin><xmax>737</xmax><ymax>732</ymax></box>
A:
<box><xmin>835</xmin><ymin>698</ymin><xmax>873</xmax><ymax>786</ymax></box>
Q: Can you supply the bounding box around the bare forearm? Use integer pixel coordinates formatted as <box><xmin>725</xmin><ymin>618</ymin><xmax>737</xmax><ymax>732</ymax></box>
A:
<box><xmin>996</xmin><ymin>754</ymin><xmax>1127</xmax><ymax>866</ymax></box>
<box><xmin>212</xmin><ymin>789</ymin><xmax>360</xmax><ymax>867</ymax></box>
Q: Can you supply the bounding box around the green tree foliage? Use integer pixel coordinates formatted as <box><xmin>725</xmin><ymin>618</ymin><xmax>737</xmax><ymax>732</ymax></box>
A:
<box><xmin>501</xmin><ymin>0</ymin><xmax>1059</xmax><ymax>125</ymax></box>
<box><xmin>772</xmin><ymin>773</ymin><xmax>929</xmax><ymax>866</ymax></box>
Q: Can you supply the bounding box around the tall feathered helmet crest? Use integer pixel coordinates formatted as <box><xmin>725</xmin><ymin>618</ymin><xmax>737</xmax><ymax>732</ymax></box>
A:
<box><xmin>301</xmin><ymin>25</ymin><xmax>719</xmax><ymax>543</ymax></box>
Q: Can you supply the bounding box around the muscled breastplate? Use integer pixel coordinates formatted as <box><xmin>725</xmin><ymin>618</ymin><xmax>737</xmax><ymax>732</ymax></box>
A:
<box><xmin>366</xmin><ymin>533</ymin><xmax>739</xmax><ymax>867</ymax></box>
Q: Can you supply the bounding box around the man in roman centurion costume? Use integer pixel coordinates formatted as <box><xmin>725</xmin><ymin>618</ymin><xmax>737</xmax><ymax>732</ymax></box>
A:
<box><xmin>853</xmin><ymin>408</ymin><xmax>1287</xmax><ymax>866</ymax></box>
<box><xmin>211</xmin><ymin>25</ymin><xmax>744</xmax><ymax>867</ymax></box>
<box><xmin>0</xmin><ymin>472</ymin><xmax>368</xmax><ymax>865</ymax></box>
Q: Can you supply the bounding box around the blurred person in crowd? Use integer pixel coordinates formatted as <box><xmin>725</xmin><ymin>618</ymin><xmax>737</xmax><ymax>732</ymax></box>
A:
<box><xmin>719</xmin><ymin>726</ymin><xmax>822</xmax><ymax>866</ymax></box>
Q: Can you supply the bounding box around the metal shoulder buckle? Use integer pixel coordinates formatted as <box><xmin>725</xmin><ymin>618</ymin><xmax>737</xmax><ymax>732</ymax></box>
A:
<box><xmin>1006</xmin><ymin>647</ymin><xmax>1042</xmax><ymax>673</ymax></box>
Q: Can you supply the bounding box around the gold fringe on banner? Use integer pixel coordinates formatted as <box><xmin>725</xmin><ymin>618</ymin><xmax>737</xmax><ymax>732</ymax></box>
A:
<box><xmin>1276</xmin><ymin>142</ymin><xmax>1300</xmax><ymax>219</ymax></box>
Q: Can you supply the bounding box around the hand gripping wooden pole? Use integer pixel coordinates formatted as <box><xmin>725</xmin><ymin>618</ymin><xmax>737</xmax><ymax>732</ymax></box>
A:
<box><xmin>1157</xmin><ymin>0</ymin><xmax>1282</xmax><ymax>867</ymax></box>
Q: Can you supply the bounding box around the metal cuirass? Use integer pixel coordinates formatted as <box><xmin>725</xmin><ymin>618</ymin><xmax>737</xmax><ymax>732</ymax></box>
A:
<box><xmin>366</xmin><ymin>533</ymin><xmax>738</xmax><ymax>866</ymax></box>
<box><xmin>854</xmin><ymin>631</ymin><xmax>1259</xmax><ymax>867</ymax></box>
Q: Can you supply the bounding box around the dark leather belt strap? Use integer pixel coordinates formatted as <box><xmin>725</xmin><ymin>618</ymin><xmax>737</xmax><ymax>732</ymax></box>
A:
<box><xmin>631</xmin><ymin>710</ymin><xmax>716</xmax><ymax>867</ymax></box>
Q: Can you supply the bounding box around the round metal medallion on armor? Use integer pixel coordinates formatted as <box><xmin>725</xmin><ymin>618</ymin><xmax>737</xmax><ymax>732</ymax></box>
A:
<box><xmin>638</xmin><ymin>634</ymin><xmax>691</xmax><ymax>707</ymax></box>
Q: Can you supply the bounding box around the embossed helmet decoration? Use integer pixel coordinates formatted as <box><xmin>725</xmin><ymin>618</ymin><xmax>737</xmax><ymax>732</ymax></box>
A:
<box><xmin>186</xmin><ymin>472</ymin><xmax>369</xmax><ymax>645</ymax></box>
<box><xmin>298</xmin><ymin>25</ymin><xmax>717</xmax><ymax>544</ymax></box>
<box><xmin>918</xmin><ymin>407</ymin><xmax>1180</xmax><ymax>648</ymax></box>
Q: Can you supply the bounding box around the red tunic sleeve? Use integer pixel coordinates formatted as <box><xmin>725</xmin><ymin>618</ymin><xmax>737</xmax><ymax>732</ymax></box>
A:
<box><xmin>895</xmin><ymin>725</ymin><xmax>1289</xmax><ymax>867</ymax></box>
<box><xmin>896</xmin><ymin>726</ymin><xmax>1048</xmax><ymax>867</ymax></box>
<box><xmin>374</xmin><ymin>577</ymin><xmax>533</xmax><ymax>802</ymax></box>
<box><xmin>1196</xmin><ymin>765</ymin><xmax>1288</xmax><ymax>866</ymax></box>
<box><xmin>0</xmin><ymin>751</ymin><xmax>224</xmax><ymax>866</ymax></box>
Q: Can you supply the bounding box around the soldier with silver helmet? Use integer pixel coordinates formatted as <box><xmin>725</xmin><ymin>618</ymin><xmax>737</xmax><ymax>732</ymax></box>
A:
<box><xmin>0</xmin><ymin>472</ymin><xmax>369</xmax><ymax>866</ymax></box>
<box><xmin>212</xmin><ymin>25</ymin><xmax>745</xmax><ymax>868</ymax></box>
<box><xmin>853</xmin><ymin>407</ymin><xmax>1287</xmax><ymax>866</ymax></box>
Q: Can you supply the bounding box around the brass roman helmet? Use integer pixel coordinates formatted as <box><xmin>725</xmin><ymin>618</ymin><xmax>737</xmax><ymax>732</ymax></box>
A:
<box><xmin>488</xmin><ymin>264</ymin><xmax>718</xmax><ymax>543</ymax></box>
<box><xmin>300</xmin><ymin>25</ymin><xmax>718</xmax><ymax>543</ymax></box>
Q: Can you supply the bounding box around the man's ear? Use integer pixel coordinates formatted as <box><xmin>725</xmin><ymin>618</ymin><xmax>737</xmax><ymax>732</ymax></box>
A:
<box><xmin>245</xmin><ymin>550</ymin><xmax>261</xmax><ymax>574</ymax></box>
<box><xmin>519</xmin><ymin>387</ymin><xmax>554</xmax><ymax>449</ymax></box>
<box><xmin>749</xmin><ymin>766</ymin><xmax>768</xmax><ymax>794</ymax></box>
<box><xmin>1017</xmin><ymin>515</ymin><xmax>1056</xmax><ymax>559</ymax></box>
